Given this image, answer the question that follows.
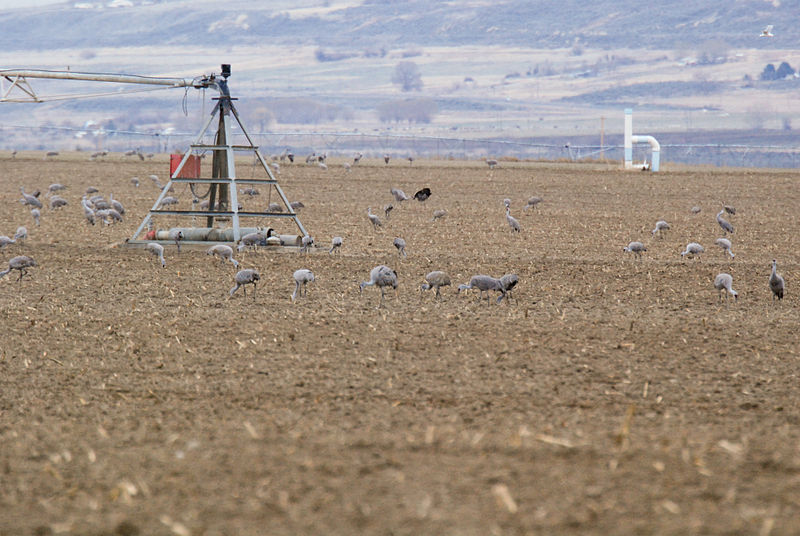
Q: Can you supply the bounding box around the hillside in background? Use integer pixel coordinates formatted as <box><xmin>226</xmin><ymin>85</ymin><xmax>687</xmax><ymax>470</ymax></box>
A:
<box><xmin>1</xmin><ymin>0</ymin><xmax>800</xmax><ymax>165</ymax></box>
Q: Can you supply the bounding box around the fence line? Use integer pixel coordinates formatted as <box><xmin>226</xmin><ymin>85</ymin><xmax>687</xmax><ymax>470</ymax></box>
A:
<box><xmin>1</xmin><ymin>124</ymin><xmax>799</xmax><ymax>169</ymax></box>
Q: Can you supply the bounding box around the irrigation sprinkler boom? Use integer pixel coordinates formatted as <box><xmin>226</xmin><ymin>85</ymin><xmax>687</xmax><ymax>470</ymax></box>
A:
<box><xmin>0</xmin><ymin>68</ymin><xmax>228</xmax><ymax>102</ymax></box>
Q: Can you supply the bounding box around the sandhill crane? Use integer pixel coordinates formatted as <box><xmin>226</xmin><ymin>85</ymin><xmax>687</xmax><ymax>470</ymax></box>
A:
<box><xmin>47</xmin><ymin>183</ymin><xmax>66</xmax><ymax>196</ymax></box>
<box><xmin>0</xmin><ymin>236</ymin><xmax>15</xmax><ymax>248</ymax></box>
<box><xmin>523</xmin><ymin>196</ymin><xmax>542</xmax><ymax>211</ymax></box>
<box><xmin>503</xmin><ymin>198</ymin><xmax>511</xmax><ymax>208</ymax></box>
<box><xmin>690</xmin><ymin>206</ymin><xmax>701</xmax><ymax>214</ymax></box>
<box><xmin>421</xmin><ymin>270</ymin><xmax>451</xmax><ymax>299</ymax></box>
<box><xmin>770</xmin><ymin>259</ymin><xmax>785</xmax><ymax>300</ymax></box>
<box><xmin>344</xmin><ymin>162</ymin><xmax>352</xmax><ymax>172</ymax></box>
<box><xmin>19</xmin><ymin>187</ymin><xmax>42</xmax><ymax>209</ymax></box>
<box><xmin>81</xmin><ymin>197</ymin><xmax>95</xmax><ymax>225</ymax></box>
<box><xmin>14</xmin><ymin>227</ymin><xmax>27</xmax><ymax>243</ymax></box>
<box><xmin>716</xmin><ymin>210</ymin><xmax>734</xmax><ymax>234</ymax></box>
<box><xmin>0</xmin><ymin>255</ymin><xmax>36</xmax><ymax>282</ymax></box>
<box><xmin>391</xmin><ymin>188</ymin><xmax>411</xmax><ymax>203</ymax></box>
<box><xmin>367</xmin><ymin>207</ymin><xmax>382</xmax><ymax>228</ymax></box>
<box><xmin>31</xmin><ymin>208</ymin><xmax>40</xmax><ymax>226</ymax></box>
<box><xmin>623</xmin><ymin>241</ymin><xmax>647</xmax><ymax>257</ymax></box>
<box><xmin>714</xmin><ymin>273</ymin><xmax>738</xmax><ymax>301</ymax></box>
<box><xmin>290</xmin><ymin>201</ymin><xmax>305</xmax><ymax>212</ymax></box>
<box><xmin>318</xmin><ymin>161</ymin><xmax>328</xmax><ymax>171</ymax></box>
<box><xmin>384</xmin><ymin>204</ymin><xmax>393</xmax><ymax>219</ymax></box>
<box><xmin>651</xmin><ymin>220</ymin><xmax>670</xmax><ymax>238</ymax></box>
<box><xmin>681</xmin><ymin>242</ymin><xmax>704</xmax><ymax>258</ymax></box>
<box><xmin>237</xmin><ymin>229</ymin><xmax>274</xmax><ymax>252</ymax></box>
<box><xmin>301</xmin><ymin>235</ymin><xmax>314</xmax><ymax>253</ymax></box>
<box><xmin>407</xmin><ymin>156</ymin><xmax>414</xmax><ymax>165</ymax></box>
<box><xmin>715</xmin><ymin>238</ymin><xmax>735</xmax><ymax>259</ymax></box>
<box><xmin>207</xmin><ymin>244</ymin><xmax>239</xmax><ymax>268</ymax></box>
<box><xmin>354</xmin><ymin>152</ymin><xmax>363</xmax><ymax>164</ymax></box>
<box><xmin>230</xmin><ymin>269</ymin><xmax>260</xmax><ymax>298</ymax></box>
<box><xmin>85</xmin><ymin>186</ymin><xmax>99</xmax><ymax>194</ymax></box>
<box><xmin>329</xmin><ymin>236</ymin><xmax>343</xmax><ymax>254</ymax></box>
<box><xmin>393</xmin><ymin>237</ymin><xmax>407</xmax><ymax>257</ymax></box>
<box><xmin>50</xmin><ymin>195</ymin><xmax>69</xmax><ymax>210</ymax></box>
<box><xmin>240</xmin><ymin>187</ymin><xmax>260</xmax><ymax>197</ymax></box>
<box><xmin>500</xmin><ymin>273</ymin><xmax>519</xmax><ymax>300</ymax></box>
<box><xmin>130</xmin><ymin>177</ymin><xmax>140</xmax><ymax>187</ymax></box>
<box><xmin>486</xmin><ymin>159</ymin><xmax>498</xmax><ymax>169</ymax></box>
<box><xmin>414</xmin><ymin>187</ymin><xmax>431</xmax><ymax>202</ymax></box>
<box><xmin>457</xmin><ymin>275</ymin><xmax>506</xmax><ymax>304</ymax></box>
<box><xmin>109</xmin><ymin>194</ymin><xmax>124</xmax><ymax>215</ymax></box>
<box><xmin>291</xmin><ymin>269</ymin><xmax>315</xmax><ymax>302</ymax></box>
<box><xmin>506</xmin><ymin>207</ymin><xmax>521</xmax><ymax>233</ymax></box>
<box><xmin>360</xmin><ymin>265</ymin><xmax>398</xmax><ymax>307</ymax></box>
<box><xmin>723</xmin><ymin>204</ymin><xmax>736</xmax><ymax>215</ymax></box>
<box><xmin>432</xmin><ymin>209</ymin><xmax>447</xmax><ymax>221</ymax></box>
<box><xmin>145</xmin><ymin>243</ymin><xmax>166</xmax><ymax>267</ymax></box>
<box><xmin>384</xmin><ymin>155</ymin><xmax>391</xmax><ymax>165</ymax></box>
<box><xmin>268</xmin><ymin>202</ymin><xmax>283</xmax><ymax>213</ymax></box>
<box><xmin>160</xmin><ymin>196</ymin><xmax>179</xmax><ymax>208</ymax></box>
<box><xmin>760</xmin><ymin>25</ymin><xmax>774</xmax><ymax>37</ymax></box>
<box><xmin>271</xmin><ymin>162</ymin><xmax>281</xmax><ymax>174</ymax></box>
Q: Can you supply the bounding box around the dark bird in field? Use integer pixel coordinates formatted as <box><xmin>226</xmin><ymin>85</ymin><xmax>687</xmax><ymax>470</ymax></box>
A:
<box><xmin>414</xmin><ymin>187</ymin><xmax>431</xmax><ymax>202</ymax></box>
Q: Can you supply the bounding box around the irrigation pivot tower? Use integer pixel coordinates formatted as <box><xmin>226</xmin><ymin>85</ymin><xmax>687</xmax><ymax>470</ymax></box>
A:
<box><xmin>1</xmin><ymin>65</ymin><xmax>308</xmax><ymax>246</ymax></box>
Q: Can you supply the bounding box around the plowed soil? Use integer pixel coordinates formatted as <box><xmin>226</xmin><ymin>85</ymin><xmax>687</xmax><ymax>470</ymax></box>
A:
<box><xmin>2</xmin><ymin>154</ymin><xmax>799</xmax><ymax>535</ymax></box>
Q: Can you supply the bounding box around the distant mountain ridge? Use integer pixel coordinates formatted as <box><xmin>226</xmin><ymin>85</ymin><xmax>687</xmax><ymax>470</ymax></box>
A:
<box><xmin>0</xmin><ymin>0</ymin><xmax>795</xmax><ymax>52</ymax></box>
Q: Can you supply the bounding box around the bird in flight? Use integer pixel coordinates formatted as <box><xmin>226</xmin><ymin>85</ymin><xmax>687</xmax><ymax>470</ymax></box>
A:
<box><xmin>760</xmin><ymin>25</ymin><xmax>774</xmax><ymax>37</ymax></box>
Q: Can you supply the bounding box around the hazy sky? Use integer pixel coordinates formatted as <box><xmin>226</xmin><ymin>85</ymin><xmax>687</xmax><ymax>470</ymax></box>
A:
<box><xmin>0</xmin><ymin>1</ymin><xmax>61</xmax><ymax>8</ymax></box>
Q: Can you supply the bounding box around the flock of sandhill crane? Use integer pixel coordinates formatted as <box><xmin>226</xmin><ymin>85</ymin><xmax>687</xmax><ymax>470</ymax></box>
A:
<box><xmin>1</xmin><ymin>157</ymin><xmax>789</xmax><ymax>308</ymax></box>
<box><xmin>623</xmin><ymin>203</ymin><xmax>785</xmax><ymax>303</ymax></box>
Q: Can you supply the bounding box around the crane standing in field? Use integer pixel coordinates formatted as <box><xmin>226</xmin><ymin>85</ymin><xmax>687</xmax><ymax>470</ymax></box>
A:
<box><xmin>0</xmin><ymin>255</ymin><xmax>36</xmax><ymax>282</ymax></box>
<box><xmin>360</xmin><ymin>265</ymin><xmax>398</xmax><ymax>307</ymax></box>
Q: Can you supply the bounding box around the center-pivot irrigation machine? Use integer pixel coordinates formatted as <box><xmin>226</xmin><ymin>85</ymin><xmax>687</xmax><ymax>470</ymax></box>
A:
<box><xmin>1</xmin><ymin>65</ymin><xmax>308</xmax><ymax>248</ymax></box>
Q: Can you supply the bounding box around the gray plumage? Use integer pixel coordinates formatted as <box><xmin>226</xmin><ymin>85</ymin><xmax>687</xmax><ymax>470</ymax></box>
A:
<box><xmin>457</xmin><ymin>275</ymin><xmax>506</xmax><ymax>304</ymax></box>
<box><xmin>13</xmin><ymin>226</ymin><xmax>27</xmax><ymax>242</ymax></box>
<box><xmin>384</xmin><ymin>204</ymin><xmax>393</xmax><ymax>219</ymax></box>
<box><xmin>81</xmin><ymin>197</ymin><xmax>95</xmax><ymax>225</ymax></box>
<box><xmin>432</xmin><ymin>209</ymin><xmax>447</xmax><ymax>221</ymax></box>
<box><xmin>623</xmin><ymin>241</ymin><xmax>647</xmax><ymax>257</ymax></box>
<box><xmin>329</xmin><ymin>236</ymin><xmax>343</xmax><ymax>254</ymax></box>
<box><xmin>130</xmin><ymin>177</ymin><xmax>140</xmax><ymax>187</ymax></box>
<box><xmin>505</xmin><ymin>207</ymin><xmax>520</xmax><ymax>233</ymax></box>
<box><xmin>19</xmin><ymin>187</ymin><xmax>42</xmax><ymax>209</ymax></box>
<box><xmin>85</xmin><ymin>186</ymin><xmax>99</xmax><ymax>194</ymax></box>
<box><xmin>145</xmin><ymin>243</ymin><xmax>166</xmax><ymax>268</ymax></box>
<box><xmin>268</xmin><ymin>202</ymin><xmax>282</xmax><ymax>213</ymax></box>
<box><xmin>0</xmin><ymin>236</ymin><xmax>15</xmax><ymax>248</ymax></box>
<box><xmin>230</xmin><ymin>269</ymin><xmax>260</xmax><ymax>298</ymax></box>
<box><xmin>31</xmin><ymin>208</ymin><xmax>40</xmax><ymax>226</ymax></box>
<box><xmin>714</xmin><ymin>273</ymin><xmax>738</xmax><ymax>301</ymax></box>
<box><xmin>290</xmin><ymin>201</ymin><xmax>305</xmax><ymax>211</ymax></box>
<box><xmin>207</xmin><ymin>244</ymin><xmax>239</xmax><ymax>268</ymax></box>
<box><xmin>160</xmin><ymin>196</ymin><xmax>179</xmax><ymax>207</ymax></box>
<box><xmin>421</xmin><ymin>270</ymin><xmax>451</xmax><ymax>298</ymax></box>
<box><xmin>486</xmin><ymin>158</ymin><xmax>498</xmax><ymax>169</ymax></box>
<box><xmin>367</xmin><ymin>207</ymin><xmax>382</xmax><ymax>228</ymax></box>
<box><xmin>0</xmin><ymin>255</ymin><xmax>36</xmax><ymax>282</ymax></box>
<box><xmin>499</xmin><ymin>273</ymin><xmax>519</xmax><ymax>300</ymax></box>
<box><xmin>109</xmin><ymin>194</ymin><xmax>125</xmax><ymax>215</ymax></box>
<box><xmin>503</xmin><ymin>198</ymin><xmax>511</xmax><ymax>208</ymax></box>
<box><xmin>240</xmin><ymin>187</ymin><xmax>260</xmax><ymax>197</ymax></box>
<box><xmin>49</xmin><ymin>196</ymin><xmax>68</xmax><ymax>210</ymax></box>
<box><xmin>391</xmin><ymin>188</ymin><xmax>411</xmax><ymax>203</ymax></box>
<box><xmin>292</xmin><ymin>269</ymin><xmax>315</xmax><ymax>302</ymax></box>
<box><xmin>690</xmin><ymin>206</ymin><xmax>701</xmax><ymax>214</ymax></box>
<box><xmin>681</xmin><ymin>242</ymin><xmax>704</xmax><ymax>258</ymax></box>
<box><xmin>301</xmin><ymin>235</ymin><xmax>314</xmax><ymax>253</ymax></box>
<box><xmin>393</xmin><ymin>237</ymin><xmax>407</xmax><ymax>257</ymax></box>
<box><xmin>770</xmin><ymin>259</ymin><xmax>785</xmax><ymax>300</ymax></box>
<box><xmin>723</xmin><ymin>204</ymin><xmax>736</xmax><ymax>215</ymax></box>
<box><xmin>48</xmin><ymin>183</ymin><xmax>67</xmax><ymax>195</ymax></box>
<box><xmin>523</xmin><ymin>196</ymin><xmax>543</xmax><ymax>211</ymax></box>
<box><xmin>715</xmin><ymin>238</ymin><xmax>735</xmax><ymax>259</ymax></box>
<box><xmin>716</xmin><ymin>210</ymin><xmax>734</xmax><ymax>234</ymax></box>
<box><xmin>651</xmin><ymin>220</ymin><xmax>670</xmax><ymax>238</ymax></box>
<box><xmin>360</xmin><ymin>265</ymin><xmax>398</xmax><ymax>307</ymax></box>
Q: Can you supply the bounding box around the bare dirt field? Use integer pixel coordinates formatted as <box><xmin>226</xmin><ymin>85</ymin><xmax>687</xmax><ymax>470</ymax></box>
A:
<box><xmin>1</xmin><ymin>153</ymin><xmax>799</xmax><ymax>535</ymax></box>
